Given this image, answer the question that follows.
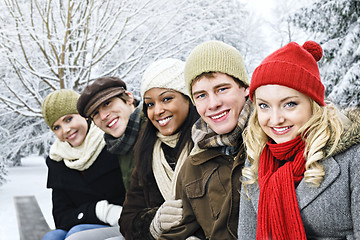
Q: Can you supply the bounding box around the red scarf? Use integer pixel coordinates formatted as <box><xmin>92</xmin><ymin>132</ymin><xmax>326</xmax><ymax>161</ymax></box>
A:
<box><xmin>257</xmin><ymin>136</ymin><xmax>307</xmax><ymax>240</ymax></box>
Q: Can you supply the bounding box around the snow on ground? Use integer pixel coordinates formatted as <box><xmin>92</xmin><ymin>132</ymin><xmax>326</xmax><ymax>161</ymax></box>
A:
<box><xmin>0</xmin><ymin>155</ymin><xmax>54</xmax><ymax>240</ymax></box>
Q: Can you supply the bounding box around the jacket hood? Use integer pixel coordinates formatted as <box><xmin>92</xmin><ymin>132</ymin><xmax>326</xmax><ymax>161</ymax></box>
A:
<box><xmin>327</xmin><ymin>108</ymin><xmax>360</xmax><ymax>157</ymax></box>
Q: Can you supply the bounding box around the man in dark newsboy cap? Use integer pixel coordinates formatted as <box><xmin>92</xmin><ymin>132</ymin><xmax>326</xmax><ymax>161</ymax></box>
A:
<box><xmin>77</xmin><ymin>76</ymin><xmax>143</xmax><ymax>190</ymax></box>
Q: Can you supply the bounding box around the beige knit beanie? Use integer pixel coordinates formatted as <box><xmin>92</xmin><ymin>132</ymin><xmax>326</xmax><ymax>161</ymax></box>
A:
<box><xmin>184</xmin><ymin>40</ymin><xmax>249</xmax><ymax>99</ymax></box>
<box><xmin>42</xmin><ymin>89</ymin><xmax>80</xmax><ymax>128</ymax></box>
<box><xmin>141</xmin><ymin>58</ymin><xmax>188</xmax><ymax>99</ymax></box>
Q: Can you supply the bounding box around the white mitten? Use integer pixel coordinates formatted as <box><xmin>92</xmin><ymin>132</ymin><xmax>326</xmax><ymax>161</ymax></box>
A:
<box><xmin>186</xmin><ymin>236</ymin><xmax>201</xmax><ymax>240</ymax></box>
<box><xmin>95</xmin><ymin>200</ymin><xmax>123</xmax><ymax>226</ymax></box>
<box><xmin>149</xmin><ymin>199</ymin><xmax>183</xmax><ymax>239</ymax></box>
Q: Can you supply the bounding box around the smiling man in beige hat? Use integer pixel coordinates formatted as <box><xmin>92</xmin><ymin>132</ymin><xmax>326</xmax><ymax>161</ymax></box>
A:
<box><xmin>160</xmin><ymin>40</ymin><xmax>252</xmax><ymax>240</ymax></box>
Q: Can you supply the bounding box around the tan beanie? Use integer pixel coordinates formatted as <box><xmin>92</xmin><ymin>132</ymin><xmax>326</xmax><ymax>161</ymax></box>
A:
<box><xmin>141</xmin><ymin>58</ymin><xmax>188</xmax><ymax>99</ymax></box>
<box><xmin>42</xmin><ymin>89</ymin><xmax>80</xmax><ymax>128</ymax></box>
<box><xmin>184</xmin><ymin>40</ymin><xmax>249</xmax><ymax>99</ymax></box>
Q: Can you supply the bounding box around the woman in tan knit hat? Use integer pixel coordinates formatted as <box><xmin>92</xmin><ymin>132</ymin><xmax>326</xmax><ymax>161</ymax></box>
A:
<box><xmin>41</xmin><ymin>89</ymin><xmax>127</xmax><ymax>240</ymax></box>
<box><xmin>238</xmin><ymin>41</ymin><xmax>360</xmax><ymax>239</ymax></box>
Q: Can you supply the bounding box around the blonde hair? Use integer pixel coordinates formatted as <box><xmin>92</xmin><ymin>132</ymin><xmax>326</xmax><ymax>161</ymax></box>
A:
<box><xmin>242</xmin><ymin>99</ymin><xmax>343</xmax><ymax>187</ymax></box>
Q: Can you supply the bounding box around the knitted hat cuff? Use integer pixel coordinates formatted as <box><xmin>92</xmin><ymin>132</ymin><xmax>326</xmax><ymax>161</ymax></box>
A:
<box><xmin>189</xmin><ymin>64</ymin><xmax>249</xmax><ymax>86</ymax></box>
<box><xmin>184</xmin><ymin>41</ymin><xmax>249</xmax><ymax>100</ymax></box>
<box><xmin>84</xmin><ymin>87</ymin><xmax>125</xmax><ymax>117</ymax></box>
<box><xmin>250</xmin><ymin>61</ymin><xmax>325</xmax><ymax>106</ymax></box>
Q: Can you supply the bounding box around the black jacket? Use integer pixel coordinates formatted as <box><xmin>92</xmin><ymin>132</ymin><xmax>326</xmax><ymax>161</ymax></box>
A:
<box><xmin>46</xmin><ymin>147</ymin><xmax>126</xmax><ymax>231</ymax></box>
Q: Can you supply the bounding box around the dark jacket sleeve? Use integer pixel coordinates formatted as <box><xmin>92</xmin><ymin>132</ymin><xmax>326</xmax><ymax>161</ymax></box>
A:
<box><xmin>119</xmin><ymin>170</ymin><xmax>161</xmax><ymax>240</ymax></box>
<box><xmin>51</xmin><ymin>188</ymin><xmax>105</xmax><ymax>230</ymax></box>
<box><xmin>46</xmin><ymin>155</ymin><xmax>115</xmax><ymax>231</ymax></box>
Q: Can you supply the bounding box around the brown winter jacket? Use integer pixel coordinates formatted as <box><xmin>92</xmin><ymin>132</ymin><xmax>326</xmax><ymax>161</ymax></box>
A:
<box><xmin>159</xmin><ymin>146</ymin><xmax>246</xmax><ymax>240</ymax></box>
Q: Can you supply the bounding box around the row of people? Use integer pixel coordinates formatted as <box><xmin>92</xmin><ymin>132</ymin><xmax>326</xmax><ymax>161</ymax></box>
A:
<box><xmin>41</xmin><ymin>39</ymin><xmax>360</xmax><ymax>240</ymax></box>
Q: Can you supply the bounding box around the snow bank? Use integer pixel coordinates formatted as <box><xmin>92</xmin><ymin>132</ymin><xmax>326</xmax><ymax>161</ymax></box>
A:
<box><xmin>0</xmin><ymin>156</ymin><xmax>54</xmax><ymax>240</ymax></box>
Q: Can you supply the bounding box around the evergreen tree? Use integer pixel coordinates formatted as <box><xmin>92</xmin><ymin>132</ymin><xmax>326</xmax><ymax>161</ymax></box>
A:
<box><xmin>292</xmin><ymin>0</ymin><xmax>360</xmax><ymax>106</ymax></box>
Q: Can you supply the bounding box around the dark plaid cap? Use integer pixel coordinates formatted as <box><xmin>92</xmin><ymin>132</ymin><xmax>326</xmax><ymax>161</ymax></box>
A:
<box><xmin>77</xmin><ymin>76</ymin><xmax>127</xmax><ymax>118</ymax></box>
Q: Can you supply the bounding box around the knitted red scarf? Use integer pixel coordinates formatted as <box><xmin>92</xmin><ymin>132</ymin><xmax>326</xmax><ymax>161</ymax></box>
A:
<box><xmin>257</xmin><ymin>135</ymin><xmax>307</xmax><ymax>240</ymax></box>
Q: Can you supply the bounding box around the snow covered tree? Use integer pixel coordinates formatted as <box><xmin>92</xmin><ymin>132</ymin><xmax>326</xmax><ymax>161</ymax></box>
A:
<box><xmin>0</xmin><ymin>0</ymin><xmax>256</xmax><ymax>175</ymax></box>
<box><xmin>292</xmin><ymin>0</ymin><xmax>360</xmax><ymax>106</ymax></box>
<box><xmin>267</xmin><ymin>0</ymin><xmax>311</xmax><ymax>47</ymax></box>
<box><xmin>0</xmin><ymin>160</ymin><xmax>6</xmax><ymax>186</ymax></box>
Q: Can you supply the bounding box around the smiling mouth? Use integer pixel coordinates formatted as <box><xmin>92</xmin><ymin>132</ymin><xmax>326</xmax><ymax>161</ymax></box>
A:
<box><xmin>210</xmin><ymin>110</ymin><xmax>229</xmax><ymax>120</ymax></box>
<box><xmin>271</xmin><ymin>126</ymin><xmax>292</xmax><ymax>134</ymax></box>
<box><xmin>157</xmin><ymin>116</ymin><xmax>172</xmax><ymax>126</ymax></box>
<box><xmin>107</xmin><ymin>118</ymin><xmax>118</xmax><ymax>128</ymax></box>
<box><xmin>67</xmin><ymin>131</ymin><xmax>77</xmax><ymax>140</ymax></box>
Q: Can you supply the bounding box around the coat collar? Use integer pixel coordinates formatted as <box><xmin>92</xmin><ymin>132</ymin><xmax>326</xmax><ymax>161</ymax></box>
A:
<box><xmin>247</xmin><ymin>155</ymin><xmax>341</xmax><ymax>213</ymax></box>
<box><xmin>189</xmin><ymin>149</ymin><xmax>224</xmax><ymax>165</ymax></box>
<box><xmin>296</xmin><ymin>108</ymin><xmax>360</xmax><ymax>209</ymax></box>
<box><xmin>189</xmin><ymin>147</ymin><xmax>246</xmax><ymax>167</ymax></box>
<box><xmin>296</xmin><ymin>156</ymin><xmax>340</xmax><ymax>210</ymax></box>
<box><xmin>247</xmin><ymin>108</ymin><xmax>360</xmax><ymax>213</ymax></box>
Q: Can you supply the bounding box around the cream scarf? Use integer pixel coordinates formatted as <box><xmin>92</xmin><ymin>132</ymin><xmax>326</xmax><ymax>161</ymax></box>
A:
<box><xmin>152</xmin><ymin>132</ymin><xmax>190</xmax><ymax>201</ymax></box>
<box><xmin>49</xmin><ymin>123</ymin><xmax>106</xmax><ymax>171</ymax></box>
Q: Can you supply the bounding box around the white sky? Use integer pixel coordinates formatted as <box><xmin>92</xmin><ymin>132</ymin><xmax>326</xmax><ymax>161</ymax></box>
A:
<box><xmin>240</xmin><ymin>0</ymin><xmax>275</xmax><ymax>19</ymax></box>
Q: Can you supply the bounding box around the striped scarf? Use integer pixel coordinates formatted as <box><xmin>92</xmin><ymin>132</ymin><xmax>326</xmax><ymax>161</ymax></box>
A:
<box><xmin>191</xmin><ymin>99</ymin><xmax>252</xmax><ymax>156</ymax></box>
<box><xmin>257</xmin><ymin>135</ymin><xmax>307</xmax><ymax>240</ymax></box>
<box><xmin>104</xmin><ymin>107</ymin><xmax>142</xmax><ymax>155</ymax></box>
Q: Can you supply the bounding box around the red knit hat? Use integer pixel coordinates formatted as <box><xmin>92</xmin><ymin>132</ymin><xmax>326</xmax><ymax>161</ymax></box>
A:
<box><xmin>249</xmin><ymin>41</ymin><xmax>325</xmax><ymax>106</ymax></box>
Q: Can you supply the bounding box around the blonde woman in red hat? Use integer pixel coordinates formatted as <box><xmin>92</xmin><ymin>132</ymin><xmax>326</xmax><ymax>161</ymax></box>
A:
<box><xmin>238</xmin><ymin>41</ymin><xmax>360</xmax><ymax>239</ymax></box>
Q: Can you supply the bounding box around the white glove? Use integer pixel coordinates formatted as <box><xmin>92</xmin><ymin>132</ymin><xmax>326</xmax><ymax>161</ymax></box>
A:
<box><xmin>149</xmin><ymin>199</ymin><xmax>183</xmax><ymax>239</ymax></box>
<box><xmin>95</xmin><ymin>200</ymin><xmax>123</xmax><ymax>226</ymax></box>
<box><xmin>186</xmin><ymin>237</ymin><xmax>201</xmax><ymax>240</ymax></box>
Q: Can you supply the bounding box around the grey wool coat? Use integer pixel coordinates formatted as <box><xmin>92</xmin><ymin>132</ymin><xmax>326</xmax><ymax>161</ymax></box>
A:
<box><xmin>238</xmin><ymin>110</ymin><xmax>360</xmax><ymax>240</ymax></box>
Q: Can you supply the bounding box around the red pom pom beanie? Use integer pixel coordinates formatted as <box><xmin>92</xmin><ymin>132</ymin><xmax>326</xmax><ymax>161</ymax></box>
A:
<box><xmin>249</xmin><ymin>41</ymin><xmax>325</xmax><ymax>106</ymax></box>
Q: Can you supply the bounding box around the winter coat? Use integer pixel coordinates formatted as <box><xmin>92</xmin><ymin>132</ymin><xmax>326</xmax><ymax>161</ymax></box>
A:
<box><xmin>238</xmin><ymin>110</ymin><xmax>360</xmax><ymax>239</ymax></box>
<box><xmin>159</xmin><ymin>146</ymin><xmax>246</xmax><ymax>240</ymax></box>
<box><xmin>119</xmin><ymin>168</ymin><xmax>164</xmax><ymax>240</ymax></box>
<box><xmin>46</xmin><ymin>147</ymin><xmax>126</xmax><ymax>231</ymax></box>
<box><xmin>116</xmin><ymin>152</ymin><xmax>134</xmax><ymax>191</ymax></box>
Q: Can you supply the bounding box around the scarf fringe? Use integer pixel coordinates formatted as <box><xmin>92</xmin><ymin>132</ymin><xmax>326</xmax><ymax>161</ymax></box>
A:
<box><xmin>152</xmin><ymin>132</ymin><xmax>190</xmax><ymax>200</ymax></box>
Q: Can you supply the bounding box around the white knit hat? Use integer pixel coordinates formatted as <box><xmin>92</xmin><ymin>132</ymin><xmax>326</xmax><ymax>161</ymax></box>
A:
<box><xmin>141</xmin><ymin>58</ymin><xmax>188</xmax><ymax>99</ymax></box>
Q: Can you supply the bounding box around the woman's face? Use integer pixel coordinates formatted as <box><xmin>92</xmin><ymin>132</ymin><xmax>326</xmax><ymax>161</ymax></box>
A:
<box><xmin>254</xmin><ymin>84</ymin><xmax>312</xmax><ymax>144</ymax></box>
<box><xmin>52</xmin><ymin>114</ymin><xmax>88</xmax><ymax>147</ymax></box>
<box><xmin>144</xmin><ymin>88</ymin><xmax>190</xmax><ymax>136</ymax></box>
